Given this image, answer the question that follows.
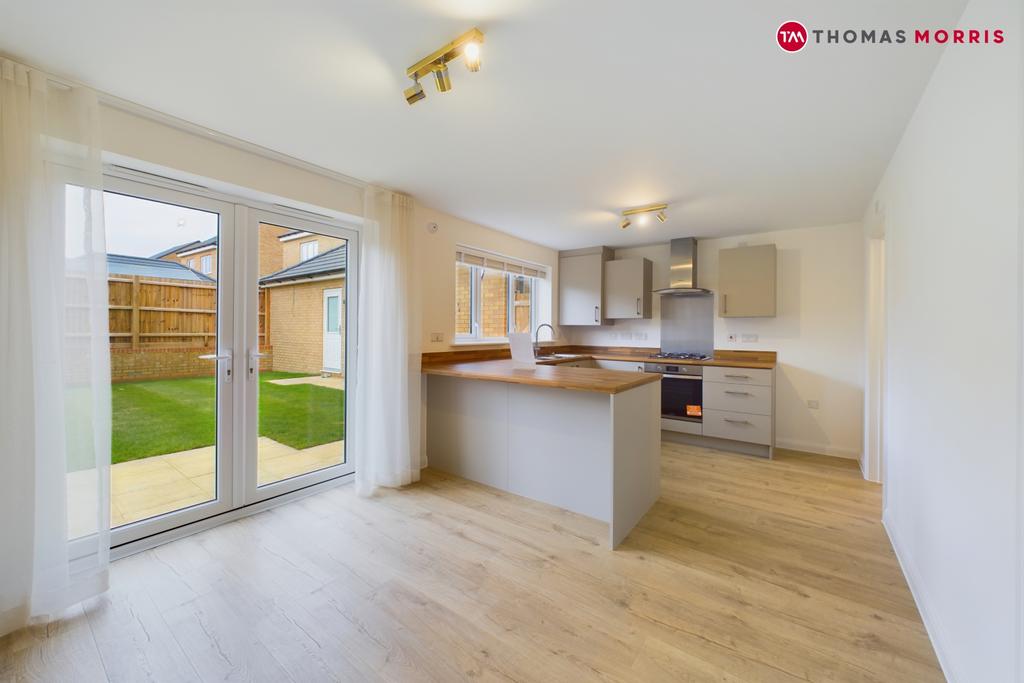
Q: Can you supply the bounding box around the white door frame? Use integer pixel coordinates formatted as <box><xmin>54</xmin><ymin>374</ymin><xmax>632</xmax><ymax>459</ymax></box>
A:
<box><xmin>242</xmin><ymin>208</ymin><xmax>357</xmax><ymax>506</ymax></box>
<box><xmin>102</xmin><ymin>168</ymin><xmax>360</xmax><ymax>552</ymax></box>
<box><xmin>863</xmin><ymin>236</ymin><xmax>886</xmax><ymax>486</ymax></box>
<box><xmin>323</xmin><ymin>287</ymin><xmax>343</xmax><ymax>373</ymax></box>
<box><xmin>104</xmin><ymin>175</ymin><xmax>237</xmax><ymax>547</ymax></box>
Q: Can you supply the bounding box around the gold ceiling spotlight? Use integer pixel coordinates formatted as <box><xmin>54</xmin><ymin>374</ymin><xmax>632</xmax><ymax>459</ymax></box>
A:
<box><xmin>405</xmin><ymin>27</ymin><xmax>484</xmax><ymax>104</ymax></box>
<box><xmin>621</xmin><ymin>203</ymin><xmax>668</xmax><ymax>228</ymax></box>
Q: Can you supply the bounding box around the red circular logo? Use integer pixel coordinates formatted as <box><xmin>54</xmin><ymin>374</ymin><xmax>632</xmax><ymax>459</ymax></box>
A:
<box><xmin>777</xmin><ymin>20</ymin><xmax>808</xmax><ymax>52</ymax></box>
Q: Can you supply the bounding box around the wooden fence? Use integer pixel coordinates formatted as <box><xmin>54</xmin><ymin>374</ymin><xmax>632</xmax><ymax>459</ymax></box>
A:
<box><xmin>107</xmin><ymin>275</ymin><xmax>269</xmax><ymax>381</ymax></box>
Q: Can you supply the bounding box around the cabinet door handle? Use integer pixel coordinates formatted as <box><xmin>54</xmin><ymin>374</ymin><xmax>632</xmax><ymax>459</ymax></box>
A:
<box><xmin>723</xmin><ymin>293</ymin><xmax>728</xmax><ymax>315</ymax></box>
<box><xmin>724</xmin><ymin>390</ymin><xmax>751</xmax><ymax>396</ymax></box>
<box><xmin>636</xmin><ymin>297</ymin><xmax>641</xmax><ymax>315</ymax></box>
<box><xmin>724</xmin><ymin>418</ymin><xmax>751</xmax><ymax>425</ymax></box>
<box><xmin>724</xmin><ymin>374</ymin><xmax>750</xmax><ymax>379</ymax></box>
<box><xmin>594</xmin><ymin>305</ymin><xmax>599</xmax><ymax>323</ymax></box>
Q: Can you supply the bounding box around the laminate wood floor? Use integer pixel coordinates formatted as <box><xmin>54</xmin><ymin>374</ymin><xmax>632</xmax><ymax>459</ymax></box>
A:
<box><xmin>0</xmin><ymin>443</ymin><xmax>944</xmax><ymax>682</ymax></box>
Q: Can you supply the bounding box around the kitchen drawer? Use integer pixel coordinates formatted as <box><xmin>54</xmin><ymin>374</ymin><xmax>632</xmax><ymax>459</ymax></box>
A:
<box><xmin>702</xmin><ymin>409</ymin><xmax>772</xmax><ymax>445</ymax></box>
<box><xmin>703</xmin><ymin>381</ymin><xmax>772</xmax><ymax>415</ymax></box>
<box><xmin>594</xmin><ymin>359</ymin><xmax>645</xmax><ymax>372</ymax></box>
<box><xmin>703</xmin><ymin>366</ymin><xmax>773</xmax><ymax>387</ymax></box>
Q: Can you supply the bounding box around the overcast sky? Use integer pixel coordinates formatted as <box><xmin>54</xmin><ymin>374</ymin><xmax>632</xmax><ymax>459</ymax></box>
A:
<box><xmin>103</xmin><ymin>191</ymin><xmax>218</xmax><ymax>258</ymax></box>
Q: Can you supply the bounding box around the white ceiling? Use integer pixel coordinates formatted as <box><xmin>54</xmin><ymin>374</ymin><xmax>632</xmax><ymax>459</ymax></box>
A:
<box><xmin>0</xmin><ymin>0</ymin><xmax>966</xmax><ymax>249</ymax></box>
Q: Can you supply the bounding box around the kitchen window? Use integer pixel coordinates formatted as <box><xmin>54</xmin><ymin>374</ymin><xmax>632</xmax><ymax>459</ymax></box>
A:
<box><xmin>300</xmin><ymin>240</ymin><xmax>319</xmax><ymax>261</ymax></box>
<box><xmin>454</xmin><ymin>247</ymin><xmax>546</xmax><ymax>342</ymax></box>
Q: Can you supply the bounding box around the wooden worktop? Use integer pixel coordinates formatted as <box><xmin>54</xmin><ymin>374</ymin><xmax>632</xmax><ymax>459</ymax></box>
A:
<box><xmin>586</xmin><ymin>349</ymin><xmax>777</xmax><ymax>370</ymax></box>
<box><xmin>421</xmin><ymin>359</ymin><xmax>662</xmax><ymax>394</ymax></box>
<box><xmin>422</xmin><ymin>346</ymin><xmax>776</xmax><ymax>370</ymax></box>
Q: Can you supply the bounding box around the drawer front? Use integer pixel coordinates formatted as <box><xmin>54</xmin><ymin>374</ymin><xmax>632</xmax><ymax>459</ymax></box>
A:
<box><xmin>661</xmin><ymin>417</ymin><xmax>702</xmax><ymax>435</ymax></box>
<box><xmin>595</xmin><ymin>359</ymin><xmax>646</xmax><ymax>372</ymax></box>
<box><xmin>702</xmin><ymin>409</ymin><xmax>772</xmax><ymax>445</ymax></box>
<box><xmin>703</xmin><ymin>381</ymin><xmax>772</xmax><ymax>415</ymax></box>
<box><xmin>703</xmin><ymin>366</ymin><xmax>773</xmax><ymax>387</ymax></box>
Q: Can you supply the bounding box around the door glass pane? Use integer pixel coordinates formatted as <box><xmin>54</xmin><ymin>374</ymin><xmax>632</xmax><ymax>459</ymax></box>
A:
<box><xmin>257</xmin><ymin>223</ymin><xmax>346</xmax><ymax>486</ymax></box>
<box><xmin>103</xmin><ymin>191</ymin><xmax>220</xmax><ymax>528</ymax></box>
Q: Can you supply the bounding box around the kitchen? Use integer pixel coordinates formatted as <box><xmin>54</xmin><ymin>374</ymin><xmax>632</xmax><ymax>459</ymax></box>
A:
<box><xmin>420</xmin><ymin>222</ymin><xmax>864</xmax><ymax>547</ymax></box>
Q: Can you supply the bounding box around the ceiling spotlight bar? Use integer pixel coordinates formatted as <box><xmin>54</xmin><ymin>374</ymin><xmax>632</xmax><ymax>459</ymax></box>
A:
<box><xmin>620</xmin><ymin>203</ymin><xmax>668</xmax><ymax>229</ymax></box>
<box><xmin>404</xmin><ymin>27</ymin><xmax>484</xmax><ymax>103</ymax></box>
<box><xmin>622</xmin><ymin>203</ymin><xmax>668</xmax><ymax>217</ymax></box>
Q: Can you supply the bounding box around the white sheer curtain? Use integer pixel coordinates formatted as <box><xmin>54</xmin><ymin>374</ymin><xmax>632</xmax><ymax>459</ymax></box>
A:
<box><xmin>352</xmin><ymin>187</ymin><xmax>423</xmax><ymax>495</ymax></box>
<box><xmin>0</xmin><ymin>59</ymin><xmax>110</xmax><ymax>636</ymax></box>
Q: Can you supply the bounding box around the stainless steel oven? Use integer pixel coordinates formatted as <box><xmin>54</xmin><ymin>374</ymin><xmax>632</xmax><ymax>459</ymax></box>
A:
<box><xmin>644</xmin><ymin>362</ymin><xmax>703</xmax><ymax>424</ymax></box>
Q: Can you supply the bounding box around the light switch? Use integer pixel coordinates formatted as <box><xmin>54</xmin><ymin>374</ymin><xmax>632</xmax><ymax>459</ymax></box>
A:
<box><xmin>430</xmin><ymin>332</ymin><xmax>444</xmax><ymax>343</ymax></box>
<box><xmin>807</xmin><ymin>399</ymin><xmax>820</xmax><ymax>410</ymax></box>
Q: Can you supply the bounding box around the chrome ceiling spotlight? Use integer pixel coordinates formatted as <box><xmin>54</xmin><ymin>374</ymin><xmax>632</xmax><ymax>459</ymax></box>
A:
<box><xmin>432</xmin><ymin>63</ymin><xmax>452</xmax><ymax>92</ymax></box>
<box><xmin>404</xmin><ymin>28</ymin><xmax>484</xmax><ymax>105</ymax></box>
<box><xmin>620</xmin><ymin>203</ymin><xmax>669</xmax><ymax>229</ymax></box>
<box><xmin>404</xmin><ymin>76</ymin><xmax>426</xmax><ymax>105</ymax></box>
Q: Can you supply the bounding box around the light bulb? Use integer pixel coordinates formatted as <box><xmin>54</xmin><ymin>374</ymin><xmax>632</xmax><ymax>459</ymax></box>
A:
<box><xmin>464</xmin><ymin>42</ymin><xmax>481</xmax><ymax>72</ymax></box>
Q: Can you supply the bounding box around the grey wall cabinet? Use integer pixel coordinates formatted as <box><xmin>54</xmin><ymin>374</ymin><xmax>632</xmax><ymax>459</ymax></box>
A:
<box><xmin>718</xmin><ymin>244</ymin><xmax>777</xmax><ymax>317</ymax></box>
<box><xmin>604</xmin><ymin>257</ymin><xmax>653</xmax><ymax>320</ymax></box>
<box><xmin>558</xmin><ymin>247</ymin><xmax>612</xmax><ymax>326</ymax></box>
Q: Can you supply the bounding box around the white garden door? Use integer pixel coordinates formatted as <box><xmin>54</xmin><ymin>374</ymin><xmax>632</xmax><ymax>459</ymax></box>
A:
<box><xmin>323</xmin><ymin>288</ymin><xmax>343</xmax><ymax>373</ymax></box>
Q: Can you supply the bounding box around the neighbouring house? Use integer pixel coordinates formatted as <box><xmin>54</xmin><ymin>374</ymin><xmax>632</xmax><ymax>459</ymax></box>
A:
<box><xmin>154</xmin><ymin>237</ymin><xmax>219</xmax><ymax>278</ymax></box>
<box><xmin>108</xmin><ymin>253</ymin><xmax>215</xmax><ymax>283</ymax></box>
<box><xmin>260</xmin><ymin>243</ymin><xmax>347</xmax><ymax>376</ymax></box>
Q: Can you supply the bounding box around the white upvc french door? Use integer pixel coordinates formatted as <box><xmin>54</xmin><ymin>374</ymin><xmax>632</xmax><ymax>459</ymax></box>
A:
<box><xmin>240</xmin><ymin>208</ymin><xmax>357</xmax><ymax>505</ymax></box>
<box><xmin>105</xmin><ymin>176</ymin><xmax>357</xmax><ymax>548</ymax></box>
<box><xmin>105</xmin><ymin>176</ymin><xmax>237</xmax><ymax>547</ymax></box>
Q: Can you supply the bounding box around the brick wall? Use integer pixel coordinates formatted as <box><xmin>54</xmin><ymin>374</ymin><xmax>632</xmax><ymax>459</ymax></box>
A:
<box><xmin>258</xmin><ymin>224</ymin><xmax>292</xmax><ymax>276</ymax></box>
<box><xmin>267</xmin><ymin>277</ymin><xmax>346</xmax><ymax>375</ymax></box>
<box><xmin>455</xmin><ymin>264</ymin><xmax>472</xmax><ymax>335</ymax></box>
<box><xmin>480</xmin><ymin>269</ymin><xmax>507</xmax><ymax>338</ymax></box>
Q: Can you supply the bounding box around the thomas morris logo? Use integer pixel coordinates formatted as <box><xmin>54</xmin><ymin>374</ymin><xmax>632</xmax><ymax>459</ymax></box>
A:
<box><xmin>777</xmin><ymin>21</ymin><xmax>1004</xmax><ymax>52</ymax></box>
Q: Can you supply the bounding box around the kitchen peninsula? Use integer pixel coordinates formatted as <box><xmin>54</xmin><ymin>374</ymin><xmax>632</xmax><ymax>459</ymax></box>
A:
<box><xmin>422</xmin><ymin>356</ymin><xmax>661</xmax><ymax>548</ymax></box>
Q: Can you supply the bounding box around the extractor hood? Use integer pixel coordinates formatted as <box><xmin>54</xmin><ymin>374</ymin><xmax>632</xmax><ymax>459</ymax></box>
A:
<box><xmin>652</xmin><ymin>237</ymin><xmax>712</xmax><ymax>295</ymax></box>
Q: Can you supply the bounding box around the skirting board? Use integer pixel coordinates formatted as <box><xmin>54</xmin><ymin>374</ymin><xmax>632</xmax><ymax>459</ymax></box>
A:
<box><xmin>775</xmin><ymin>437</ymin><xmax>860</xmax><ymax>460</ymax></box>
<box><xmin>883</xmin><ymin>511</ymin><xmax>961</xmax><ymax>683</ymax></box>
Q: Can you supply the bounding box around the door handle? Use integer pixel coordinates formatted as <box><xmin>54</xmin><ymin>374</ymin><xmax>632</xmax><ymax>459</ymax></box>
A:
<box><xmin>636</xmin><ymin>297</ymin><xmax>641</xmax><ymax>316</ymax></box>
<box><xmin>722</xmin><ymin>293</ymin><xmax>727</xmax><ymax>315</ymax></box>
<box><xmin>724</xmin><ymin>390</ymin><xmax>751</xmax><ymax>396</ymax></box>
<box><xmin>723</xmin><ymin>418</ymin><xmax>751</xmax><ymax>425</ymax></box>
<box><xmin>249</xmin><ymin>349</ymin><xmax>270</xmax><ymax>379</ymax></box>
<box><xmin>594</xmin><ymin>305</ymin><xmax>599</xmax><ymax>323</ymax></box>
<box><xmin>199</xmin><ymin>352</ymin><xmax>233</xmax><ymax>383</ymax></box>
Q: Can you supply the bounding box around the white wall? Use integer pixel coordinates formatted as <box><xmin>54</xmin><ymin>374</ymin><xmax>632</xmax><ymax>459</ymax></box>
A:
<box><xmin>412</xmin><ymin>205</ymin><xmax>559</xmax><ymax>351</ymax></box>
<box><xmin>571</xmin><ymin>223</ymin><xmax>866</xmax><ymax>459</ymax></box>
<box><xmin>865</xmin><ymin>0</ymin><xmax>1021</xmax><ymax>679</ymax></box>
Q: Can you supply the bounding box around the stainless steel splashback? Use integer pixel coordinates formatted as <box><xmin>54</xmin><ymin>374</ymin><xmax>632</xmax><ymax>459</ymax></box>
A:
<box><xmin>660</xmin><ymin>292</ymin><xmax>714</xmax><ymax>356</ymax></box>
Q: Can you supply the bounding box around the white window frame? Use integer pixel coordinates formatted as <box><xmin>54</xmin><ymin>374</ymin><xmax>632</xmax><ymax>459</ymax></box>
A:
<box><xmin>200</xmin><ymin>253</ymin><xmax>213</xmax><ymax>274</ymax></box>
<box><xmin>187</xmin><ymin>257</ymin><xmax>197</xmax><ymax>270</ymax></box>
<box><xmin>455</xmin><ymin>264</ymin><xmax>538</xmax><ymax>343</ymax></box>
<box><xmin>300</xmin><ymin>239</ymin><xmax>319</xmax><ymax>261</ymax></box>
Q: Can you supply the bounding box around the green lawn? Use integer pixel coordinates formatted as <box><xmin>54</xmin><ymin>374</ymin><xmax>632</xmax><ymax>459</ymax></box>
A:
<box><xmin>111</xmin><ymin>372</ymin><xmax>344</xmax><ymax>464</ymax></box>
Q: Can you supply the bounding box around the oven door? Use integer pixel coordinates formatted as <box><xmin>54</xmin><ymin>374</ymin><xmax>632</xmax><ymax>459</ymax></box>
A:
<box><xmin>661</xmin><ymin>374</ymin><xmax>703</xmax><ymax>422</ymax></box>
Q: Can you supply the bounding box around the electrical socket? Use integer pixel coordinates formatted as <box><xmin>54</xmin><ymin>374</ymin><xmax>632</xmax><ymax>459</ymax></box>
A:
<box><xmin>807</xmin><ymin>399</ymin><xmax>820</xmax><ymax>410</ymax></box>
<box><xmin>430</xmin><ymin>332</ymin><xmax>444</xmax><ymax>343</ymax></box>
<box><xmin>741</xmin><ymin>334</ymin><xmax>758</xmax><ymax>343</ymax></box>
<box><xmin>727</xmin><ymin>333</ymin><xmax>738</xmax><ymax>342</ymax></box>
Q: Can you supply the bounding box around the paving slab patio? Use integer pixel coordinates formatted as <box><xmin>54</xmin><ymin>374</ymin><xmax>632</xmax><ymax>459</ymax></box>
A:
<box><xmin>109</xmin><ymin>437</ymin><xmax>345</xmax><ymax>527</ymax></box>
<box><xmin>267</xmin><ymin>374</ymin><xmax>344</xmax><ymax>390</ymax></box>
